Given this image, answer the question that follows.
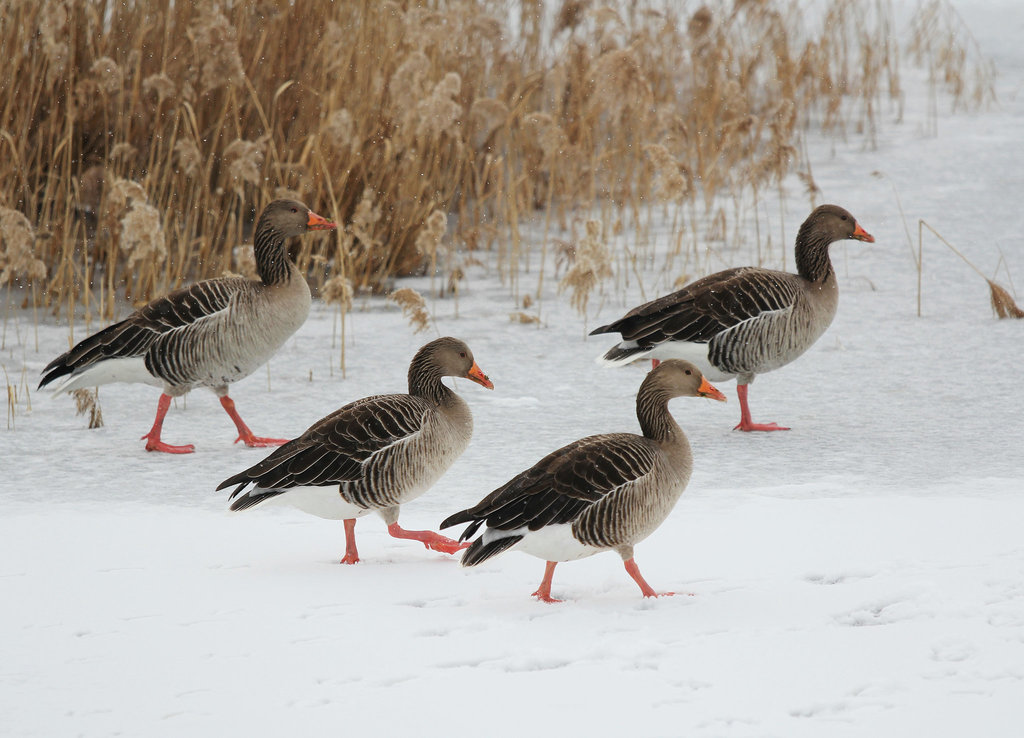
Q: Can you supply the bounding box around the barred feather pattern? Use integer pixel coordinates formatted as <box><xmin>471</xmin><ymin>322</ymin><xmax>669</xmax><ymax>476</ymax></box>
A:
<box><xmin>707</xmin><ymin>271</ymin><xmax>837</xmax><ymax>381</ymax></box>
<box><xmin>443</xmin><ymin>364</ymin><xmax>695</xmax><ymax>558</ymax></box>
<box><xmin>346</xmin><ymin>396</ymin><xmax>472</xmax><ymax>511</ymax></box>
<box><xmin>590</xmin><ymin>205</ymin><xmax>863</xmax><ymax>384</ymax></box>
<box><xmin>142</xmin><ymin>273</ymin><xmax>310</xmax><ymax>391</ymax></box>
<box><xmin>219</xmin><ymin>347</ymin><xmax>476</xmax><ymax>517</ymax></box>
<box><xmin>39</xmin><ymin>199</ymin><xmax>316</xmax><ymax>395</ymax></box>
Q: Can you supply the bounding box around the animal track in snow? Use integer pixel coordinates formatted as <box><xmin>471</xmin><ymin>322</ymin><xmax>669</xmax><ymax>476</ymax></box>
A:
<box><xmin>834</xmin><ymin>595</ymin><xmax>921</xmax><ymax>627</ymax></box>
<box><xmin>804</xmin><ymin>570</ymin><xmax>875</xmax><ymax>586</ymax></box>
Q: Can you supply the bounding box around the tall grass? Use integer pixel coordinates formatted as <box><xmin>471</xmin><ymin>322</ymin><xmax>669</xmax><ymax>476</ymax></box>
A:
<box><xmin>0</xmin><ymin>0</ymin><xmax>994</xmax><ymax>321</ymax></box>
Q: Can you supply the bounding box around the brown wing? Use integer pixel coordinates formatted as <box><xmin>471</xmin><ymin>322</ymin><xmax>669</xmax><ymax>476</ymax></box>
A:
<box><xmin>441</xmin><ymin>433</ymin><xmax>657</xmax><ymax>539</ymax></box>
<box><xmin>38</xmin><ymin>277</ymin><xmax>247</xmax><ymax>388</ymax></box>
<box><xmin>590</xmin><ymin>267</ymin><xmax>800</xmax><ymax>348</ymax></box>
<box><xmin>218</xmin><ymin>394</ymin><xmax>431</xmax><ymax>503</ymax></box>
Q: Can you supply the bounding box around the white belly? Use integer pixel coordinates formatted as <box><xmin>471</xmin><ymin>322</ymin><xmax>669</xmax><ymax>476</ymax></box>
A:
<box><xmin>271</xmin><ymin>486</ymin><xmax>375</xmax><ymax>521</ymax></box>
<box><xmin>496</xmin><ymin>524</ymin><xmax>603</xmax><ymax>563</ymax></box>
<box><xmin>52</xmin><ymin>357</ymin><xmax>161</xmax><ymax>394</ymax></box>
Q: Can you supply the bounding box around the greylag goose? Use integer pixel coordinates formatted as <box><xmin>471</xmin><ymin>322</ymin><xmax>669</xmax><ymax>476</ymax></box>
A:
<box><xmin>590</xmin><ymin>204</ymin><xmax>874</xmax><ymax>431</ymax></box>
<box><xmin>39</xmin><ymin>199</ymin><xmax>335</xmax><ymax>453</ymax></box>
<box><xmin>217</xmin><ymin>337</ymin><xmax>493</xmax><ymax>564</ymax></box>
<box><xmin>441</xmin><ymin>360</ymin><xmax>725</xmax><ymax>601</ymax></box>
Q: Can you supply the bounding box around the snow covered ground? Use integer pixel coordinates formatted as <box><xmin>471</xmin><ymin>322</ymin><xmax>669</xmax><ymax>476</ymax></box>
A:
<box><xmin>3</xmin><ymin>2</ymin><xmax>1023</xmax><ymax>736</ymax></box>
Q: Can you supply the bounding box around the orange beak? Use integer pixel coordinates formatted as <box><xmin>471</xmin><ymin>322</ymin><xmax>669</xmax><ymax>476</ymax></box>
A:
<box><xmin>851</xmin><ymin>222</ymin><xmax>875</xmax><ymax>243</ymax></box>
<box><xmin>466</xmin><ymin>361</ymin><xmax>494</xmax><ymax>390</ymax></box>
<box><xmin>698</xmin><ymin>376</ymin><xmax>727</xmax><ymax>402</ymax></box>
<box><xmin>307</xmin><ymin>210</ymin><xmax>337</xmax><ymax>231</ymax></box>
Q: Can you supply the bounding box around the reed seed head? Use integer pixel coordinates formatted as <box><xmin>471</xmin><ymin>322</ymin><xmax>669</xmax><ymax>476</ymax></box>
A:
<box><xmin>389</xmin><ymin>287</ymin><xmax>431</xmax><ymax>333</ymax></box>
<box><xmin>988</xmin><ymin>280</ymin><xmax>1024</xmax><ymax>319</ymax></box>
<box><xmin>72</xmin><ymin>388</ymin><xmax>104</xmax><ymax>429</ymax></box>
<box><xmin>120</xmin><ymin>201</ymin><xmax>167</xmax><ymax>270</ymax></box>
<box><xmin>142</xmin><ymin>73</ymin><xmax>177</xmax><ymax>101</ymax></box>
<box><xmin>323</xmin><ymin>274</ymin><xmax>354</xmax><ymax>312</ymax></box>
<box><xmin>223</xmin><ymin>139</ymin><xmax>265</xmax><ymax>199</ymax></box>
<box><xmin>415</xmin><ymin>210</ymin><xmax>448</xmax><ymax>257</ymax></box>
<box><xmin>91</xmin><ymin>56</ymin><xmax>122</xmax><ymax>94</ymax></box>
<box><xmin>559</xmin><ymin>220</ymin><xmax>612</xmax><ymax>317</ymax></box>
<box><xmin>190</xmin><ymin>7</ymin><xmax>246</xmax><ymax>92</ymax></box>
<box><xmin>0</xmin><ymin>207</ymin><xmax>46</xmax><ymax>284</ymax></box>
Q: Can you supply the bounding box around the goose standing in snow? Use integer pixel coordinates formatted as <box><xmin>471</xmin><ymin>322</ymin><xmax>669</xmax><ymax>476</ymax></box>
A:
<box><xmin>218</xmin><ymin>337</ymin><xmax>493</xmax><ymax>564</ymax></box>
<box><xmin>590</xmin><ymin>204</ymin><xmax>874</xmax><ymax>431</ymax></box>
<box><xmin>39</xmin><ymin>199</ymin><xmax>335</xmax><ymax>453</ymax></box>
<box><xmin>441</xmin><ymin>360</ymin><xmax>725</xmax><ymax>602</ymax></box>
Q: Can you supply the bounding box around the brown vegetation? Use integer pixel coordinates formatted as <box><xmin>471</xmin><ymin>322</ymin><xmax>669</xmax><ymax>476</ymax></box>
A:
<box><xmin>0</xmin><ymin>0</ymin><xmax>994</xmax><ymax>319</ymax></box>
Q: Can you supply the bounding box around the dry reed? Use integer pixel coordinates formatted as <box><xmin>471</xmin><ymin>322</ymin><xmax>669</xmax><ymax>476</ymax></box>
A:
<box><xmin>388</xmin><ymin>287</ymin><xmax>432</xmax><ymax>334</ymax></box>
<box><xmin>0</xmin><ymin>0</ymin><xmax>994</xmax><ymax>323</ymax></box>
<box><xmin>559</xmin><ymin>220</ymin><xmax>613</xmax><ymax>324</ymax></box>
<box><xmin>72</xmin><ymin>388</ymin><xmax>104</xmax><ymax>429</ymax></box>
<box><xmin>918</xmin><ymin>219</ymin><xmax>1021</xmax><ymax>319</ymax></box>
<box><xmin>988</xmin><ymin>281</ymin><xmax>1024</xmax><ymax>320</ymax></box>
<box><xmin>322</xmin><ymin>273</ymin><xmax>354</xmax><ymax>374</ymax></box>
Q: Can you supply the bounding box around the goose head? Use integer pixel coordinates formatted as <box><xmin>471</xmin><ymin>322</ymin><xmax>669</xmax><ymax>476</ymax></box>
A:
<box><xmin>416</xmin><ymin>337</ymin><xmax>494</xmax><ymax>390</ymax></box>
<box><xmin>643</xmin><ymin>360</ymin><xmax>726</xmax><ymax>402</ymax></box>
<box><xmin>804</xmin><ymin>204</ymin><xmax>875</xmax><ymax>245</ymax></box>
<box><xmin>260</xmin><ymin>199</ymin><xmax>337</xmax><ymax>238</ymax></box>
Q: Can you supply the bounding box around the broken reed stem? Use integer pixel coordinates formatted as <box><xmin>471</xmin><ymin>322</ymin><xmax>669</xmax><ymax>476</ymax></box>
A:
<box><xmin>918</xmin><ymin>219</ymin><xmax>1022</xmax><ymax>319</ymax></box>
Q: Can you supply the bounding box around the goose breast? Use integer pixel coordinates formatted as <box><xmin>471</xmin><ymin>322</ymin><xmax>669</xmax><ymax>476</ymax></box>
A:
<box><xmin>147</xmin><ymin>272</ymin><xmax>311</xmax><ymax>391</ymax></box>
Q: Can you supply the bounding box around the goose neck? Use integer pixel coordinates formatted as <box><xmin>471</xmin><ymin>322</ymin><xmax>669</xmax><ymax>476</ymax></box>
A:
<box><xmin>408</xmin><ymin>362</ymin><xmax>454</xmax><ymax>407</ymax></box>
<box><xmin>254</xmin><ymin>223</ymin><xmax>292</xmax><ymax>285</ymax></box>
<box><xmin>794</xmin><ymin>229</ymin><xmax>834</xmax><ymax>283</ymax></box>
<box><xmin>636</xmin><ymin>387</ymin><xmax>682</xmax><ymax>444</ymax></box>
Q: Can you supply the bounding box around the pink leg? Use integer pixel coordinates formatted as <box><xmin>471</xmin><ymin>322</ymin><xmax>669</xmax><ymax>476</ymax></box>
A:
<box><xmin>340</xmin><ymin>518</ymin><xmax>360</xmax><ymax>565</ymax></box>
<box><xmin>651</xmin><ymin>359</ymin><xmax>661</xmax><ymax>369</ymax></box>
<box><xmin>733</xmin><ymin>383</ymin><xmax>789</xmax><ymax>432</ymax></box>
<box><xmin>140</xmin><ymin>393</ymin><xmax>195</xmax><ymax>453</ymax></box>
<box><xmin>386</xmin><ymin>522</ymin><xmax>469</xmax><ymax>555</ymax></box>
<box><xmin>220</xmin><ymin>395</ymin><xmax>289</xmax><ymax>447</ymax></box>
<box><xmin>624</xmin><ymin>558</ymin><xmax>676</xmax><ymax>598</ymax></box>
<box><xmin>531</xmin><ymin>561</ymin><xmax>562</xmax><ymax>603</ymax></box>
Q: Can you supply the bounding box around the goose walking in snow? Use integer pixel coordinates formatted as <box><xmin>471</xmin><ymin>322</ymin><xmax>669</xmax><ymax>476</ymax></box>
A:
<box><xmin>218</xmin><ymin>337</ymin><xmax>494</xmax><ymax>564</ymax></box>
<box><xmin>441</xmin><ymin>360</ymin><xmax>725</xmax><ymax>602</ymax></box>
<box><xmin>38</xmin><ymin>199</ymin><xmax>336</xmax><ymax>453</ymax></box>
<box><xmin>589</xmin><ymin>204</ymin><xmax>874</xmax><ymax>431</ymax></box>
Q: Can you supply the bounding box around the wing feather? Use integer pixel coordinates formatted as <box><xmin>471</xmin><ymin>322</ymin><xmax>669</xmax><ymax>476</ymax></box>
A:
<box><xmin>39</xmin><ymin>277</ymin><xmax>248</xmax><ymax>388</ymax></box>
<box><xmin>217</xmin><ymin>394</ymin><xmax>430</xmax><ymax>494</ymax></box>
<box><xmin>590</xmin><ymin>267</ymin><xmax>801</xmax><ymax>347</ymax></box>
<box><xmin>441</xmin><ymin>434</ymin><xmax>657</xmax><ymax>538</ymax></box>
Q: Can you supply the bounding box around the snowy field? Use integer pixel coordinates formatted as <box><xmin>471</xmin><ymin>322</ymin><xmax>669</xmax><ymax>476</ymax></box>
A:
<box><xmin>3</xmin><ymin>2</ymin><xmax>1024</xmax><ymax>736</ymax></box>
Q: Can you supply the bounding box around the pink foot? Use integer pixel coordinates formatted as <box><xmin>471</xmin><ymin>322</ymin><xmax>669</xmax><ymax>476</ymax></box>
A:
<box><xmin>339</xmin><ymin>519</ymin><xmax>360</xmax><ymax>564</ymax></box>
<box><xmin>419</xmin><ymin>534</ymin><xmax>470</xmax><ymax>555</ymax></box>
<box><xmin>733</xmin><ymin>421</ymin><xmax>790</xmax><ymax>432</ymax></box>
<box><xmin>733</xmin><ymin>385</ymin><xmax>789</xmax><ymax>432</ymax></box>
<box><xmin>531</xmin><ymin>561</ymin><xmax>561</xmax><ymax>602</ymax></box>
<box><xmin>386</xmin><ymin>523</ymin><xmax>468</xmax><ymax>555</ymax></box>
<box><xmin>625</xmin><ymin>558</ymin><xmax>681</xmax><ymax>598</ymax></box>
<box><xmin>234</xmin><ymin>432</ymin><xmax>289</xmax><ymax>447</ymax></box>
<box><xmin>141</xmin><ymin>433</ymin><xmax>195</xmax><ymax>454</ymax></box>
<box><xmin>531</xmin><ymin>590</ymin><xmax>563</xmax><ymax>603</ymax></box>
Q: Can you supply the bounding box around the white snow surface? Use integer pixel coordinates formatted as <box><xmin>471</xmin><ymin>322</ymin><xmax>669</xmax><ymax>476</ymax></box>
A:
<box><xmin>3</xmin><ymin>3</ymin><xmax>1024</xmax><ymax>736</ymax></box>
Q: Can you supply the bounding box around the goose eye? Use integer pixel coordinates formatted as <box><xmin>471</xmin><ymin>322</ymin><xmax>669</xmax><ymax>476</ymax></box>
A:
<box><xmin>685</xmin><ymin>369</ymin><xmax>692</xmax><ymax>375</ymax></box>
<box><xmin>840</xmin><ymin>214</ymin><xmax>848</xmax><ymax>221</ymax></box>
<box><xmin>459</xmin><ymin>351</ymin><xmax>467</xmax><ymax>358</ymax></box>
<box><xmin>291</xmin><ymin>207</ymin><xmax>298</xmax><ymax>213</ymax></box>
